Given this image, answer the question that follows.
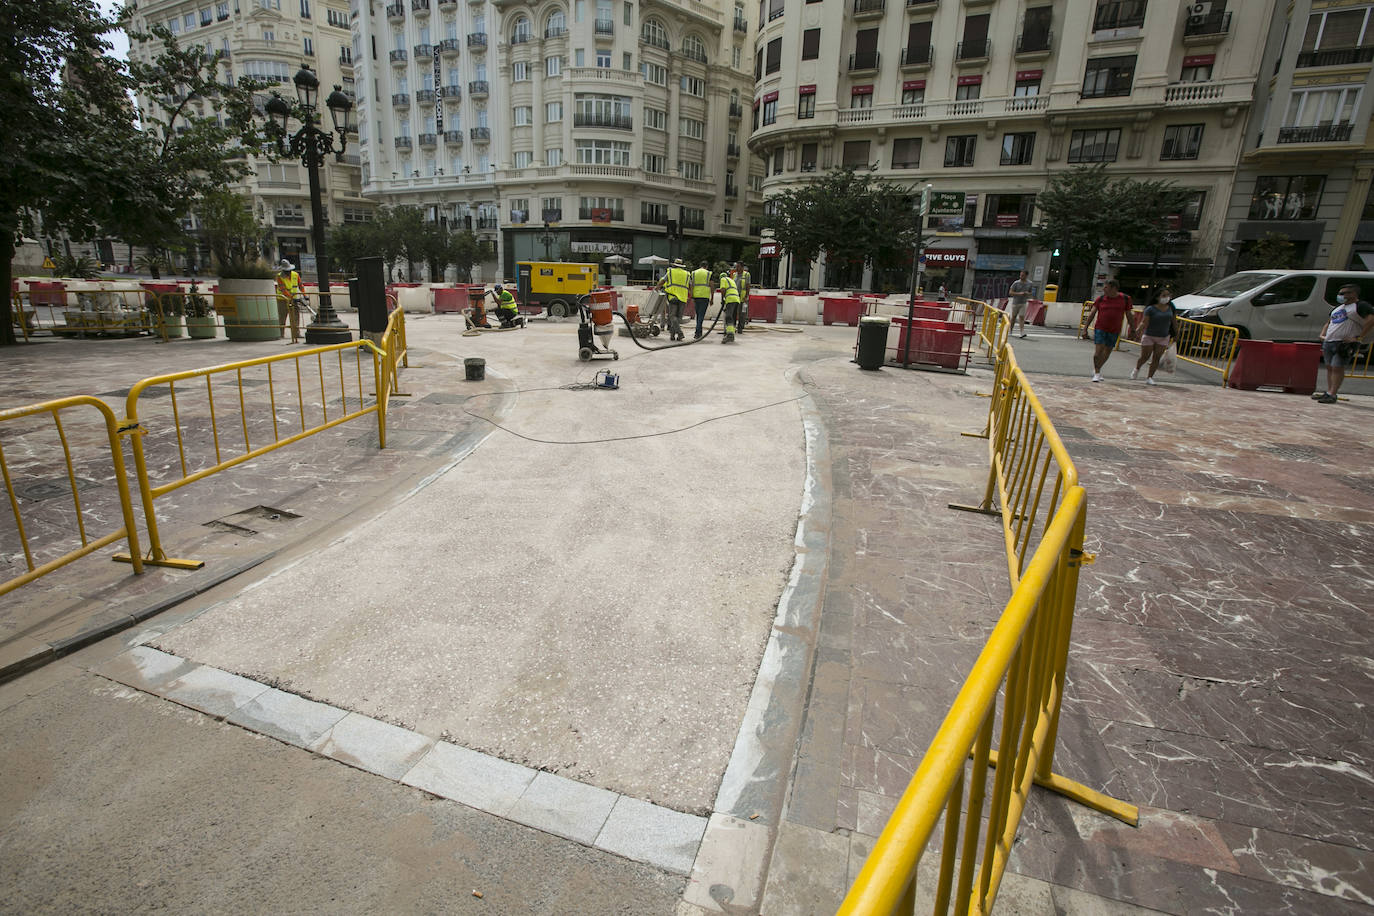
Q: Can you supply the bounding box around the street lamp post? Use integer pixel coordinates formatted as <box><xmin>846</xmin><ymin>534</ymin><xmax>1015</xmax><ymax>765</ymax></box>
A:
<box><xmin>265</xmin><ymin>66</ymin><xmax>355</xmax><ymax>345</ymax></box>
<box><xmin>539</xmin><ymin>221</ymin><xmax>555</xmax><ymax>260</ymax></box>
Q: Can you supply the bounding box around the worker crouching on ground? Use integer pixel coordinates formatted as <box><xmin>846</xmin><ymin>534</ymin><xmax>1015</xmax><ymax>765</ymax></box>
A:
<box><xmin>691</xmin><ymin>261</ymin><xmax>713</xmax><ymax>339</ymax></box>
<box><xmin>275</xmin><ymin>259</ymin><xmax>301</xmax><ymax>341</ymax></box>
<box><xmin>719</xmin><ymin>269</ymin><xmax>742</xmax><ymax>343</ymax></box>
<box><xmin>659</xmin><ymin>258</ymin><xmax>691</xmax><ymax>341</ymax></box>
<box><xmin>491</xmin><ymin>284</ymin><xmax>524</xmax><ymax>328</ymax></box>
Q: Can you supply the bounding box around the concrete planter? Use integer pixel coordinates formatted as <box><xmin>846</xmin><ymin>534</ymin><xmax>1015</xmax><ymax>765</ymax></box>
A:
<box><xmin>160</xmin><ymin>314</ymin><xmax>186</xmax><ymax>338</ymax></box>
<box><xmin>217</xmin><ymin>278</ymin><xmax>280</xmax><ymax>341</ymax></box>
<box><xmin>186</xmin><ymin>315</ymin><xmax>218</xmax><ymax>339</ymax></box>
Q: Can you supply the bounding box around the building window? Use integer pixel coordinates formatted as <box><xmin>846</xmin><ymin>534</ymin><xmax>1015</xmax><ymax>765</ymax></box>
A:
<box><xmin>300</xmin><ymin>0</ymin><xmax>311</xmax><ymax>15</ymax></box>
<box><xmin>679</xmin><ymin>160</ymin><xmax>703</xmax><ymax>180</ymax></box>
<box><xmin>733</xmin><ymin>45</ymin><xmax>741</xmax><ymax>68</ymax></box>
<box><xmin>1173</xmin><ymin>190</ymin><xmax>1205</xmax><ymax>230</ymax></box>
<box><xmin>216</xmin><ymin>1</ymin><xmax>230</xmax><ymax>18</ymax></box>
<box><xmin>1249</xmin><ymin>176</ymin><xmax>1324</xmax><ymax>220</ymax></box>
<box><xmin>902</xmin><ymin>85</ymin><xmax>925</xmax><ymax>106</ymax></box>
<box><xmin>542</xmin><ymin>197</ymin><xmax>562</xmax><ymax>220</ymax></box>
<box><xmin>680</xmin><ymin>206</ymin><xmax>705</xmax><ymax>229</ymax></box>
<box><xmin>982</xmin><ymin>194</ymin><xmax>1036</xmax><ymax>229</ymax></box>
<box><xmin>1093</xmin><ymin>0</ymin><xmax>1146</xmax><ymax>31</ymax></box>
<box><xmin>545</xmin><ymin>147</ymin><xmax>563</xmax><ymax>165</ymax></box>
<box><xmin>596</xmin><ymin>51</ymin><xmax>611</xmax><ymax>67</ymax></box>
<box><xmin>770</xmin><ymin>147</ymin><xmax>783</xmax><ymax>174</ymax></box>
<box><xmin>1179</xmin><ymin>60</ymin><xmax>1212</xmax><ymax>82</ymax></box>
<box><xmin>1160</xmin><ymin>124</ymin><xmax>1203</xmax><ymax>160</ymax></box>
<box><xmin>762</xmin><ymin>98</ymin><xmax>777</xmax><ymax>124</ymax></box>
<box><xmin>1301</xmin><ymin>8</ymin><xmax>1373</xmax><ymax>61</ymax></box>
<box><xmin>513</xmin><ymin>61</ymin><xmax>530</xmax><ymax>81</ymax></box>
<box><xmin>275</xmin><ymin>202</ymin><xmax>305</xmax><ymax>225</ymax></box>
<box><xmin>623</xmin><ymin>52</ymin><xmax>632</xmax><ymax>70</ymax></box>
<box><xmin>842</xmin><ymin>140</ymin><xmax>870</xmax><ymax>167</ymax></box>
<box><xmin>641</xmin><ymin>18</ymin><xmax>667</xmax><ymax>46</ymax></box>
<box><xmin>955</xmin><ymin>81</ymin><xmax>980</xmax><ymax>101</ymax></box>
<box><xmin>892</xmin><ymin>137</ymin><xmax>921</xmax><ymax>169</ymax></box>
<box><xmin>574</xmin><ymin>139</ymin><xmax>632</xmax><ymax>165</ymax></box>
<box><xmin>642</xmin><ymin>201</ymin><xmax>669</xmax><ymax>224</ymax></box>
<box><xmin>579</xmin><ymin>196</ymin><xmax>623</xmax><ymax>218</ymax></box>
<box><xmin>755</xmin><ymin>48</ymin><xmax>763</xmax><ymax>80</ymax></box>
<box><xmin>574</xmin><ymin>48</ymin><xmax>585</xmax><ymax>66</ymax></box>
<box><xmin>800</xmin><ymin>142</ymin><xmax>818</xmax><ymax>171</ymax></box>
<box><xmin>645</xmin><ymin>107</ymin><xmax>666</xmax><ymax>130</ymax></box>
<box><xmin>765</xmin><ymin>37</ymin><xmax>782</xmax><ymax>74</ymax></box>
<box><xmin>679</xmin><ymin>117</ymin><xmax>704</xmax><ymax>139</ymax></box>
<box><xmin>943</xmin><ymin>134</ymin><xmax>976</xmax><ymax>167</ymax></box>
<box><xmin>514</xmin><ymin>105</ymin><xmax>532</xmax><ymax>125</ymax></box>
<box><xmin>801</xmin><ymin>28</ymin><xmax>820</xmax><ymax>59</ymax></box>
<box><xmin>303</xmin><ymin>36</ymin><xmax>313</xmax><ymax>55</ymax></box>
<box><xmin>850</xmin><ymin>90</ymin><xmax>872</xmax><ymax>109</ymax></box>
<box><xmin>642</xmin><ymin>62</ymin><xmax>667</xmax><ymax>85</ymax></box>
<box><xmin>1082</xmin><ymin>55</ymin><xmax>1136</xmax><ymax>98</ymax></box>
<box><xmin>1000</xmin><ymin>132</ymin><xmax>1035</xmax><ymax>165</ymax></box>
<box><xmin>546</xmin><ymin>9</ymin><xmax>565</xmax><ymax>33</ymax></box>
<box><xmin>546</xmin><ymin>55</ymin><xmax>562</xmax><ymax>76</ymax></box>
<box><xmin>1283</xmin><ymin>86</ymin><xmax>1362</xmax><ymax>138</ymax></box>
<box><xmin>768</xmin><ymin>0</ymin><xmax>783</xmax><ymax>21</ymax></box>
<box><xmin>683</xmin><ymin>34</ymin><xmax>705</xmax><ymax>59</ymax></box>
<box><xmin>797</xmin><ymin>93</ymin><xmax>815</xmax><ymax>118</ymax></box>
<box><xmin>1067</xmin><ymin>127</ymin><xmax>1121</xmax><ymax>162</ymax></box>
<box><xmin>545</xmin><ymin>101</ymin><xmax>563</xmax><ymax>121</ymax></box>
<box><xmin>513</xmin><ymin>151</ymin><xmax>533</xmax><ymax>168</ymax></box>
<box><xmin>680</xmin><ymin>75</ymin><xmax>705</xmax><ymax>97</ymax></box>
<box><xmin>643</xmin><ymin>153</ymin><xmax>666</xmax><ymax>173</ymax></box>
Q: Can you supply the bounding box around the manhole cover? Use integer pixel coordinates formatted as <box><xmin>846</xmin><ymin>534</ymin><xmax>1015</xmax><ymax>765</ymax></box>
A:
<box><xmin>14</xmin><ymin>477</ymin><xmax>101</xmax><ymax>501</ymax></box>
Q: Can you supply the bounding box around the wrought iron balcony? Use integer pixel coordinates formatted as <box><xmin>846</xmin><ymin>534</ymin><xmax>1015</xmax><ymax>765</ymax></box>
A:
<box><xmin>1015</xmin><ymin>30</ymin><xmax>1051</xmax><ymax>53</ymax></box>
<box><xmin>733</xmin><ymin>14</ymin><xmax>748</xmax><ymax>32</ymax></box>
<box><xmin>386</xmin><ymin>3</ymin><xmax>404</xmax><ymax>18</ymax></box>
<box><xmin>411</xmin><ymin>0</ymin><xmax>429</xmax><ymax>11</ymax></box>
<box><xmin>853</xmin><ymin>0</ymin><xmax>885</xmax><ymax>16</ymax></box>
<box><xmin>900</xmin><ymin>44</ymin><xmax>932</xmax><ymax>67</ymax></box>
<box><xmin>956</xmin><ymin>38</ymin><xmax>988</xmax><ymax>60</ymax></box>
<box><xmin>1276</xmin><ymin>124</ymin><xmax>1354</xmax><ymax>143</ymax></box>
<box><xmin>579</xmin><ymin>208</ymin><xmax>624</xmax><ymax>220</ymax></box>
<box><xmin>594</xmin><ymin>18</ymin><xmax>614</xmax><ymax>35</ymax></box>
<box><xmin>729</xmin><ymin>101</ymin><xmax>743</xmax><ymax>118</ymax></box>
<box><xmin>470</xmin><ymin>126</ymin><xmax>491</xmax><ymax>140</ymax></box>
<box><xmin>468</xmin><ymin>80</ymin><xmax>489</xmax><ymax>96</ymax></box>
<box><xmin>414</xmin><ymin>43</ymin><xmax>433</xmax><ymax>57</ymax></box>
<box><xmin>418</xmin><ymin>133</ymin><xmax>437</xmax><ymax>146</ymax></box>
<box><xmin>545</xmin><ymin>26</ymin><xmax>567</xmax><ymax>38</ymax></box>
<box><xmin>641</xmin><ymin>33</ymin><xmax>669</xmax><ymax>49</ymax></box>
<box><xmin>392</xmin><ymin>92</ymin><xmax>410</xmax><ymax>106</ymax></box>
<box><xmin>726</xmin><ymin>143</ymin><xmax>740</xmax><ymax>158</ymax></box>
<box><xmin>438</xmin><ymin>84</ymin><xmax>462</xmax><ymax>99</ymax></box>
<box><xmin>1093</xmin><ymin>2</ymin><xmax>1144</xmax><ymax>31</ymax></box>
<box><xmin>415</xmin><ymin>89</ymin><xmax>436</xmax><ymax>102</ymax></box>
<box><xmin>389</xmin><ymin>49</ymin><xmax>408</xmax><ymax>63</ymax></box>
<box><xmin>443</xmin><ymin>130</ymin><xmax>464</xmax><ymax>143</ymax></box>
<box><xmin>394</xmin><ymin>135</ymin><xmax>413</xmax><ymax>148</ymax></box>
<box><xmin>1296</xmin><ymin>45</ymin><xmax>1374</xmax><ymax>67</ymax></box>
<box><xmin>476</xmin><ymin>217</ymin><xmax>498</xmax><ymax>229</ymax></box>
<box><xmin>439</xmin><ymin>38</ymin><xmax>460</xmax><ymax>54</ymax></box>
<box><xmin>680</xmin><ymin>46</ymin><xmax>707</xmax><ymax>63</ymax></box>
<box><xmin>510</xmin><ymin>30</ymin><xmax>532</xmax><ymax>43</ymax></box>
<box><xmin>1183</xmin><ymin>11</ymin><xmax>1229</xmax><ymax>37</ymax></box>
<box><xmin>573</xmin><ymin>112</ymin><xmax>633</xmax><ymax>129</ymax></box>
<box><xmin>467</xmin><ymin>32</ymin><xmax>488</xmax><ymax>48</ymax></box>
<box><xmin>848</xmin><ymin>51</ymin><xmax>880</xmax><ymax>71</ymax></box>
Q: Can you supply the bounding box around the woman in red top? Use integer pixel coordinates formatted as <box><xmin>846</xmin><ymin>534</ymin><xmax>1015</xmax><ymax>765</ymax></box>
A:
<box><xmin>1080</xmin><ymin>280</ymin><xmax>1134</xmax><ymax>382</ymax></box>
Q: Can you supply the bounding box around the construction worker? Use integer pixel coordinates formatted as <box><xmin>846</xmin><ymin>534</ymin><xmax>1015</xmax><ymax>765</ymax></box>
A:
<box><xmin>660</xmin><ymin>258</ymin><xmax>691</xmax><ymax>340</ymax></box>
<box><xmin>691</xmin><ymin>261</ymin><xmax>713</xmax><ymax>339</ymax></box>
<box><xmin>491</xmin><ymin>283</ymin><xmax>522</xmax><ymax>328</ymax></box>
<box><xmin>732</xmin><ymin>261</ymin><xmax>751</xmax><ymax>332</ymax></box>
<box><xmin>275</xmin><ymin>259</ymin><xmax>301</xmax><ymax>340</ymax></box>
<box><xmin>718</xmin><ymin>268</ymin><xmax>741</xmax><ymax>343</ymax></box>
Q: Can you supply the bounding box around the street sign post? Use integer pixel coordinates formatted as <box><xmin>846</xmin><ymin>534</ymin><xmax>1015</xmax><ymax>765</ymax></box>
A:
<box><xmin>928</xmin><ymin>191</ymin><xmax>966</xmax><ymax>216</ymax></box>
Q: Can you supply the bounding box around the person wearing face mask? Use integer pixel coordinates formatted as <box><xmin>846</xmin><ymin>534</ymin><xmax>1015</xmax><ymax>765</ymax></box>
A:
<box><xmin>1314</xmin><ymin>283</ymin><xmax>1374</xmax><ymax>404</ymax></box>
<box><xmin>1130</xmin><ymin>287</ymin><xmax>1177</xmax><ymax>385</ymax></box>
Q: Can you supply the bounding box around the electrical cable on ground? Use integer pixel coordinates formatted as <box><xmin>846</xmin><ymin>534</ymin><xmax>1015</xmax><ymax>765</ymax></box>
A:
<box><xmin>459</xmin><ymin>386</ymin><xmax>806</xmax><ymax>445</ymax></box>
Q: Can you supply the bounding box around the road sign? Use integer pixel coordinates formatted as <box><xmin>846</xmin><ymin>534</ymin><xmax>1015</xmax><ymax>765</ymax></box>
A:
<box><xmin>928</xmin><ymin>191</ymin><xmax>966</xmax><ymax>216</ymax></box>
<box><xmin>42</xmin><ymin>257</ymin><xmax>56</xmax><ymax>270</ymax></box>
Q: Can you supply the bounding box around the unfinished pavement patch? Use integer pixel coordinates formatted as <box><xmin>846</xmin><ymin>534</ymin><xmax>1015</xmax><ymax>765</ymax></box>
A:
<box><xmin>96</xmin><ymin>645</ymin><xmax>707</xmax><ymax>876</ymax></box>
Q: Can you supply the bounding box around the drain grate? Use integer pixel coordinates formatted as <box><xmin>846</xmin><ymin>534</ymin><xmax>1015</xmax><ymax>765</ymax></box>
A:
<box><xmin>14</xmin><ymin>477</ymin><xmax>101</xmax><ymax>501</ymax></box>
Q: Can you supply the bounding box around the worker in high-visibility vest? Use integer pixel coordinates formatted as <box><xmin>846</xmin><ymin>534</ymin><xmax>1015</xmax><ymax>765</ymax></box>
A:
<box><xmin>658</xmin><ymin>258</ymin><xmax>691</xmax><ymax>340</ymax></box>
<box><xmin>718</xmin><ymin>270</ymin><xmax>741</xmax><ymax>344</ymax></box>
<box><xmin>275</xmin><ymin>259</ymin><xmax>302</xmax><ymax>341</ymax></box>
<box><xmin>490</xmin><ymin>283</ymin><xmax>523</xmax><ymax>328</ymax></box>
<box><xmin>690</xmin><ymin>262</ymin><xmax>713</xmax><ymax>339</ymax></box>
<box><xmin>732</xmin><ymin>262</ymin><xmax>751</xmax><ymax>332</ymax></box>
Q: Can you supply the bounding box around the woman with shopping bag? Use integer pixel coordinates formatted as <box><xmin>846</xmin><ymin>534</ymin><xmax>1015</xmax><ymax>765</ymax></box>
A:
<box><xmin>1130</xmin><ymin>287</ymin><xmax>1177</xmax><ymax>386</ymax></box>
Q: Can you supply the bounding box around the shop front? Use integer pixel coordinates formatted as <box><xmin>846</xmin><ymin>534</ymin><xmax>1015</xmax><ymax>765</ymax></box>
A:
<box><xmin>922</xmin><ymin>247</ymin><xmax>969</xmax><ymax>298</ymax></box>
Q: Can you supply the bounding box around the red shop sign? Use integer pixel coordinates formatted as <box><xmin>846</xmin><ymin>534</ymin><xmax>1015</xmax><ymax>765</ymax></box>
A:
<box><xmin>798</xmin><ymin>84</ymin><xmax>817</xmax><ymax>95</ymax></box>
<box><xmin>923</xmin><ymin>249</ymin><xmax>968</xmax><ymax>266</ymax></box>
<box><xmin>957</xmin><ymin>74</ymin><xmax>982</xmax><ymax>86</ymax></box>
<box><xmin>763</xmin><ymin>90</ymin><xmax>779</xmax><ymax>103</ymax></box>
<box><xmin>759</xmin><ymin>241</ymin><xmax>780</xmax><ymax>258</ymax></box>
<box><xmin>590</xmin><ymin>208</ymin><xmax>612</xmax><ymax>224</ymax></box>
<box><xmin>1182</xmin><ymin>54</ymin><xmax>1215</xmax><ymax>67</ymax></box>
<box><xmin>851</xmin><ymin>84</ymin><xmax>874</xmax><ymax>95</ymax></box>
<box><xmin>1015</xmin><ymin>69</ymin><xmax>1043</xmax><ymax>81</ymax></box>
<box><xmin>994</xmin><ymin>214</ymin><xmax>1021</xmax><ymax>228</ymax></box>
<box><xmin>902</xmin><ymin>79</ymin><xmax>926</xmax><ymax>90</ymax></box>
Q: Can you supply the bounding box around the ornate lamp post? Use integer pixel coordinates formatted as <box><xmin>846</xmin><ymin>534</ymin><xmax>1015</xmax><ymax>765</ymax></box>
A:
<box><xmin>539</xmin><ymin>221</ymin><xmax>555</xmax><ymax>260</ymax></box>
<box><xmin>265</xmin><ymin>66</ymin><xmax>355</xmax><ymax>344</ymax></box>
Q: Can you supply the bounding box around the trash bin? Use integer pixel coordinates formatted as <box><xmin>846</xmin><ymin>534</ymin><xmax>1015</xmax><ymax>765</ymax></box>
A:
<box><xmin>1043</xmin><ymin>284</ymin><xmax>1058</xmax><ymax>303</ymax></box>
<box><xmin>856</xmin><ymin>316</ymin><xmax>890</xmax><ymax>370</ymax></box>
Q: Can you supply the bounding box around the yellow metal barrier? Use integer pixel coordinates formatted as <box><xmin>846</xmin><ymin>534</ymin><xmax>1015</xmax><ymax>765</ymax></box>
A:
<box><xmin>1114</xmin><ymin>315</ymin><xmax>1240</xmax><ymax>384</ymax></box>
<box><xmin>843</xmin><ymin>344</ymin><xmax>1137</xmax><ymax>916</ymax></box>
<box><xmin>0</xmin><ymin>397</ymin><xmax>144</xmax><ymax>597</ymax></box>
<box><xmin>1345</xmin><ymin>340</ymin><xmax>1374</xmax><ymax>380</ymax></box>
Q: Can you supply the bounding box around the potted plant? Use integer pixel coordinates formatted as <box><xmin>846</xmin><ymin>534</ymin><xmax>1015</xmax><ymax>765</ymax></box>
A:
<box><xmin>199</xmin><ymin>190</ymin><xmax>279</xmax><ymax>340</ymax></box>
<box><xmin>184</xmin><ymin>281</ymin><xmax>217</xmax><ymax>339</ymax></box>
<box><xmin>150</xmin><ymin>289</ymin><xmax>186</xmax><ymax>338</ymax></box>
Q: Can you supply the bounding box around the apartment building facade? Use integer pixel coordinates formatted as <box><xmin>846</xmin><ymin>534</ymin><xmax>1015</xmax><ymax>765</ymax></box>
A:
<box><xmin>1223</xmin><ymin>0</ymin><xmax>1374</xmax><ymax>274</ymax></box>
<box><xmin>749</xmin><ymin>0</ymin><xmax>1273</xmax><ymax>300</ymax></box>
<box><xmin>127</xmin><ymin>0</ymin><xmax>374</xmax><ymax>272</ymax></box>
<box><xmin>349</xmin><ymin>0</ymin><xmax>763</xmax><ymax>280</ymax></box>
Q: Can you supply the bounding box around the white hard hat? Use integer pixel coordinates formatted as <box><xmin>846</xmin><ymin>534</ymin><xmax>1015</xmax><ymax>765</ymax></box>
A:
<box><xmin>277</xmin><ymin>259</ymin><xmax>294</xmax><ymax>271</ymax></box>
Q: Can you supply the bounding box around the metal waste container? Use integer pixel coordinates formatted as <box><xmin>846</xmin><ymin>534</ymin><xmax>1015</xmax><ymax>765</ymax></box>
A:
<box><xmin>856</xmin><ymin>315</ymin><xmax>890</xmax><ymax>370</ymax></box>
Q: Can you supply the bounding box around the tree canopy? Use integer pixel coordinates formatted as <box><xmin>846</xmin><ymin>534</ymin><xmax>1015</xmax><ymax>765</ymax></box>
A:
<box><xmin>763</xmin><ymin>167</ymin><xmax>922</xmax><ymax>276</ymax></box>
<box><xmin>1</xmin><ymin>1</ymin><xmax>275</xmax><ymax>343</ymax></box>
<box><xmin>327</xmin><ymin>207</ymin><xmax>487</xmax><ymax>282</ymax></box>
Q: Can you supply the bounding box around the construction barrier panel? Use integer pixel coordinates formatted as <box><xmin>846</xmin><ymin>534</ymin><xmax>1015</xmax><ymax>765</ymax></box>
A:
<box><xmin>747</xmin><ymin>293</ymin><xmax>778</xmax><ymax>323</ymax></box>
<box><xmin>0</xmin><ymin>397</ymin><xmax>144</xmax><ymax>598</ymax></box>
<box><xmin>1226</xmin><ymin>340</ymin><xmax>1320</xmax><ymax>394</ymax></box>
<box><xmin>841</xmin><ymin>339</ymin><xmax>1137</xmax><ymax>916</ymax></box>
<box><xmin>822</xmin><ymin>296</ymin><xmax>866</xmax><ymax>327</ymax></box>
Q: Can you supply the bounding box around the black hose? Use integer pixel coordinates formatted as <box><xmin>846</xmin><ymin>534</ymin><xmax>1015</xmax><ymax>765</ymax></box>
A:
<box><xmin>611</xmin><ymin>300</ymin><xmax>725</xmax><ymax>351</ymax></box>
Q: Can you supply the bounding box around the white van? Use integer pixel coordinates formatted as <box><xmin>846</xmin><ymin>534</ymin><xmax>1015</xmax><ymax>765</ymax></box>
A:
<box><xmin>1173</xmin><ymin>270</ymin><xmax>1374</xmax><ymax>341</ymax></box>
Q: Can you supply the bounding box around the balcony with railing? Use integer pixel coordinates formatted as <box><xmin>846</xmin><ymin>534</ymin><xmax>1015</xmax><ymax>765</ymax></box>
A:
<box><xmin>414</xmin><ymin>43</ymin><xmax>433</xmax><ymax>57</ymax></box>
<box><xmin>416</xmin><ymin>89</ymin><xmax>436</xmax><ymax>103</ymax></box>
<box><xmin>510</xmin><ymin>29</ymin><xmax>532</xmax><ymax>43</ymax></box>
<box><xmin>1296</xmin><ymin>45</ymin><xmax>1374</xmax><ymax>68</ymax></box>
<box><xmin>386</xmin><ymin>2</ymin><xmax>404</xmax><ymax>18</ymax></box>
<box><xmin>729</xmin><ymin>101</ymin><xmax>743</xmax><ymax>118</ymax></box>
<box><xmin>681</xmin><ymin>46</ymin><xmax>708</xmax><ymax>63</ymax></box>
<box><xmin>392</xmin><ymin>92</ymin><xmax>411</xmax><ymax>106</ymax></box>
<box><xmin>1015</xmin><ymin>30</ymin><xmax>1052</xmax><ymax>55</ymax></box>
<box><xmin>900</xmin><ymin>44</ymin><xmax>932</xmax><ymax>68</ymax></box>
<box><xmin>579</xmin><ymin>207</ymin><xmax>625</xmax><ymax>220</ymax></box>
<box><xmin>724</xmin><ymin>183</ymin><xmax>738</xmax><ymax>198</ymax></box>
<box><xmin>848</xmin><ymin>50</ymin><xmax>881</xmax><ymax>72</ymax></box>
<box><xmin>390</xmin><ymin>48</ymin><xmax>408</xmax><ymax>63</ymax></box>
<box><xmin>641</xmin><ymin>32</ymin><xmax>669</xmax><ymax>49</ymax></box>
<box><xmin>853</xmin><ymin>0</ymin><xmax>885</xmax><ymax>17</ymax></box>
<box><xmin>438</xmin><ymin>84</ymin><xmax>462</xmax><ymax>99</ymax></box>
<box><xmin>439</xmin><ymin>38</ymin><xmax>459</xmax><ymax>54</ymax></box>
<box><xmin>545</xmin><ymin>25</ymin><xmax>567</xmax><ymax>38</ymax></box>
<box><xmin>906</xmin><ymin>0</ymin><xmax>937</xmax><ymax>7</ymax></box>
<box><xmin>680</xmin><ymin>213</ymin><xmax>706</xmax><ymax>230</ymax></box>
<box><xmin>443</xmin><ymin>129</ymin><xmax>464</xmax><ymax>143</ymax></box>
<box><xmin>573</xmin><ymin>112</ymin><xmax>633</xmax><ymax>129</ymax></box>
<box><xmin>594</xmin><ymin>18</ymin><xmax>615</xmax><ymax>35</ymax></box>
<box><xmin>476</xmin><ymin>217</ymin><xmax>498</xmax><ymax>229</ymax></box>
<box><xmin>726</xmin><ymin>143</ymin><xmax>740</xmax><ymax>158</ymax></box>
<box><xmin>470</xmin><ymin>126</ymin><xmax>491</xmax><ymax>140</ymax></box>
<box><xmin>733</xmin><ymin>13</ymin><xmax>748</xmax><ymax>32</ymax></box>
<box><xmin>469</xmin><ymin>80</ymin><xmax>489</xmax><ymax>96</ymax></box>
<box><xmin>438</xmin><ymin>0</ymin><xmax>456</xmax><ymax>7</ymax></box>
<box><xmin>418</xmin><ymin>132</ymin><xmax>437</xmax><ymax>146</ymax></box>
<box><xmin>642</xmin><ymin>210</ymin><xmax>669</xmax><ymax>225</ymax></box>
<box><xmin>1277</xmin><ymin>123</ymin><xmax>1355</xmax><ymax>143</ymax></box>
<box><xmin>338</xmin><ymin>52</ymin><xmax>352</xmax><ymax>66</ymax></box>
<box><xmin>467</xmin><ymin>32</ymin><xmax>488</xmax><ymax>48</ymax></box>
<box><xmin>411</xmin><ymin>0</ymin><xmax>429</xmax><ymax>11</ymax></box>
<box><xmin>955</xmin><ymin>38</ymin><xmax>989</xmax><ymax>61</ymax></box>
<box><xmin>1183</xmin><ymin>11</ymin><xmax>1230</xmax><ymax>40</ymax></box>
<box><xmin>395</xmin><ymin>135</ymin><xmax>413</xmax><ymax>148</ymax></box>
<box><xmin>1093</xmin><ymin>2</ymin><xmax>1144</xmax><ymax>31</ymax></box>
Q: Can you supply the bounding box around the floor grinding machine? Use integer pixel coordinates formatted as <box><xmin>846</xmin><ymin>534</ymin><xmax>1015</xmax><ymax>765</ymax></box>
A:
<box><xmin>577</xmin><ymin>293</ymin><xmax>619</xmax><ymax>361</ymax></box>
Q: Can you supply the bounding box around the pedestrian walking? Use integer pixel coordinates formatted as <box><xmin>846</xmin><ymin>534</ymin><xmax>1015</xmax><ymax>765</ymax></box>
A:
<box><xmin>1130</xmin><ymin>287</ymin><xmax>1176</xmax><ymax>386</ymax></box>
<box><xmin>275</xmin><ymin>259</ymin><xmax>301</xmax><ymax>341</ymax></box>
<box><xmin>1008</xmin><ymin>269</ymin><xmax>1032</xmax><ymax>338</ymax></box>
<box><xmin>1081</xmin><ymin>279</ymin><xmax>1134</xmax><ymax>382</ymax></box>
<box><xmin>691</xmin><ymin>261</ymin><xmax>713</xmax><ymax>339</ymax></box>
<box><xmin>1314</xmin><ymin>283</ymin><xmax>1374</xmax><ymax>404</ymax></box>
<box><xmin>718</xmin><ymin>269</ymin><xmax>741</xmax><ymax>343</ymax></box>
<box><xmin>659</xmin><ymin>259</ymin><xmax>691</xmax><ymax>340</ymax></box>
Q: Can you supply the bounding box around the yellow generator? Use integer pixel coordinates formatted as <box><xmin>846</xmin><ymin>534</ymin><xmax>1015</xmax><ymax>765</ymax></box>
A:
<box><xmin>515</xmin><ymin>261</ymin><xmax>598</xmax><ymax>320</ymax></box>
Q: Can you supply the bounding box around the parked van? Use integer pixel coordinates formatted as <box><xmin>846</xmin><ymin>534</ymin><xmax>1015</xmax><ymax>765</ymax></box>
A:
<box><xmin>1174</xmin><ymin>270</ymin><xmax>1374</xmax><ymax>341</ymax></box>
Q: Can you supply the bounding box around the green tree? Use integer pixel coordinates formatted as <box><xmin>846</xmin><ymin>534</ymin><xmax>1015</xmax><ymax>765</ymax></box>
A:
<box><xmin>197</xmin><ymin>190</ymin><xmax>270</xmax><ymax>276</ymax></box>
<box><xmin>326</xmin><ymin>221</ymin><xmax>382</xmax><ymax>276</ymax></box>
<box><xmin>446</xmin><ymin>230</ymin><xmax>485</xmax><ymax>282</ymax></box>
<box><xmin>0</xmin><ymin>4</ymin><xmax>274</xmax><ymax>343</ymax></box>
<box><xmin>683</xmin><ymin>239</ymin><xmax>722</xmax><ymax>267</ymax></box>
<box><xmin>763</xmin><ymin>167</ymin><xmax>921</xmax><ymax>289</ymax></box>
